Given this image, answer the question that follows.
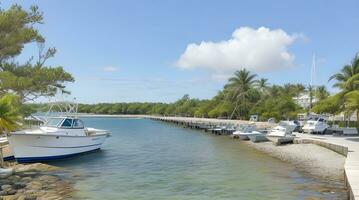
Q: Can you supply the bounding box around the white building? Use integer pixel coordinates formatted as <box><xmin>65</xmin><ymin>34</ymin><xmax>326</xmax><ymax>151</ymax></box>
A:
<box><xmin>292</xmin><ymin>93</ymin><xmax>318</xmax><ymax>109</ymax></box>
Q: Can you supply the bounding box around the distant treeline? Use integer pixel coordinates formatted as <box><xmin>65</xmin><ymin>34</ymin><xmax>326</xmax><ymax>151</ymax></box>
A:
<box><xmin>29</xmin><ymin>52</ymin><xmax>359</xmax><ymax>123</ymax></box>
<box><xmin>73</xmin><ymin>84</ymin><xmax>310</xmax><ymax>121</ymax></box>
<box><xmin>74</xmin><ymin>69</ymin><xmax>331</xmax><ymax>121</ymax></box>
<box><xmin>30</xmin><ymin>69</ymin><xmax>322</xmax><ymax>121</ymax></box>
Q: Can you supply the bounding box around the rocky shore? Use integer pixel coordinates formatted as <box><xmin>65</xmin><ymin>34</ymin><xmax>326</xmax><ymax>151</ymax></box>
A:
<box><xmin>0</xmin><ymin>162</ymin><xmax>73</xmax><ymax>200</ymax></box>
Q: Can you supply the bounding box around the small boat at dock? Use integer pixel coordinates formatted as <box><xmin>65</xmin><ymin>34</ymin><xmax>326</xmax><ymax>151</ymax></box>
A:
<box><xmin>266</xmin><ymin>122</ymin><xmax>296</xmax><ymax>145</ymax></box>
<box><xmin>232</xmin><ymin>124</ymin><xmax>263</xmax><ymax>140</ymax></box>
<box><xmin>302</xmin><ymin>118</ymin><xmax>329</xmax><ymax>134</ymax></box>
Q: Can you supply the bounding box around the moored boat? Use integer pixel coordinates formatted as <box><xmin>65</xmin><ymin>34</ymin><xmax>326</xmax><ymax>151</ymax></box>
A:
<box><xmin>266</xmin><ymin>123</ymin><xmax>295</xmax><ymax>145</ymax></box>
<box><xmin>8</xmin><ymin>116</ymin><xmax>110</xmax><ymax>163</ymax></box>
<box><xmin>233</xmin><ymin>124</ymin><xmax>262</xmax><ymax>140</ymax></box>
<box><xmin>302</xmin><ymin>118</ymin><xmax>328</xmax><ymax>134</ymax></box>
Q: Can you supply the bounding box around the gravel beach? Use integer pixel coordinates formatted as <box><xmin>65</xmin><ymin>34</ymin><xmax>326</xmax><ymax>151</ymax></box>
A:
<box><xmin>244</xmin><ymin>142</ymin><xmax>346</xmax><ymax>181</ymax></box>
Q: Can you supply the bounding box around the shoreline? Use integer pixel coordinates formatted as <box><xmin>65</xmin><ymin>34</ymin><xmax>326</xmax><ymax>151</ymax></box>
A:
<box><xmin>242</xmin><ymin>141</ymin><xmax>348</xmax><ymax>197</ymax></box>
<box><xmin>0</xmin><ymin>162</ymin><xmax>74</xmax><ymax>199</ymax></box>
<box><xmin>243</xmin><ymin>141</ymin><xmax>345</xmax><ymax>181</ymax></box>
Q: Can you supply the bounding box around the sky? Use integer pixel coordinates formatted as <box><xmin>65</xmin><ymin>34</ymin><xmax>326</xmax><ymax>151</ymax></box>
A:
<box><xmin>2</xmin><ymin>0</ymin><xmax>359</xmax><ymax>103</ymax></box>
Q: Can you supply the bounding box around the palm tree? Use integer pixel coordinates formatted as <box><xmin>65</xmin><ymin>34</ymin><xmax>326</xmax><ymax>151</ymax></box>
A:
<box><xmin>329</xmin><ymin>53</ymin><xmax>359</xmax><ymax>124</ymax></box>
<box><xmin>0</xmin><ymin>94</ymin><xmax>21</xmax><ymax>166</ymax></box>
<box><xmin>342</xmin><ymin>73</ymin><xmax>359</xmax><ymax>91</ymax></box>
<box><xmin>344</xmin><ymin>91</ymin><xmax>359</xmax><ymax>125</ymax></box>
<box><xmin>256</xmin><ymin>78</ymin><xmax>269</xmax><ymax>94</ymax></box>
<box><xmin>329</xmin><ymin>53</ymin><xmax>359</xmax><ymax>91</ymax></box>
<box><xmin>307</xmin><ymin>85</ymin><xmax>314</xmax><ymax>109</ymax></box>
<box><xmin>226</xmin><ymin>69</ymin><xmax>257</xmax><ymax>119</ymax></box>
<box><xmin>294</xmin><ymin>84</ymin><xmax>306</xmax><ymax>98</ymax></box>
<box><xmin>267</xmin><ymin>85</ymin><xmax>281</xmax><ymax>97</ymax></box>
<box><xmin>0</xmin><ymin>94</ymin><xmax>21</xmax><ymax>134</ymax></box>
<box><xmin>315</xmin><ymin>85</ymin><xmax>330</xmax><ymax>101</ymax></box>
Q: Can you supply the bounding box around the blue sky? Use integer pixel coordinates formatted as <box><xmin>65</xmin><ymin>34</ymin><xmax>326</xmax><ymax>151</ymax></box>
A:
<box><xmin>2</xmin><ymin>0</ymin><xmax>359</xmax><ymax>103</ymax></box>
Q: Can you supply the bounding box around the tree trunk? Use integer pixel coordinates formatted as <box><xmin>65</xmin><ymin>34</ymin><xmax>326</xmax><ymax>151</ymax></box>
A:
<box><xmin>0</xmin><ymin>148</ymin><xmax>3</xmax><ymax>168</ymax></box>
<box><xmin>230</xmin><ymin>102</ymin><xmax>238</xmax><ymax>120</ymax></box>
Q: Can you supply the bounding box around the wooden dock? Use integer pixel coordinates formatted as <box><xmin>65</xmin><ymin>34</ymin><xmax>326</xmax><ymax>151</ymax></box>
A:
<box><xmin>148</xmin><ymin>116</ymin><xmax>272</xmax><ymax>134</ymax></box>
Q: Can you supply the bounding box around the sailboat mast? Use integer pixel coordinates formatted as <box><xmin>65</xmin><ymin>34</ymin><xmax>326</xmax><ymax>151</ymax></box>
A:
<box><xmin>310</xmin><ymin>53</ymin><xmax>316</xmax><ymax>87</ymax></box>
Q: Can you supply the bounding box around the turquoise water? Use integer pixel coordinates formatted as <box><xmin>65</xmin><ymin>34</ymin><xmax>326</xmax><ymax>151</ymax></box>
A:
<box><xmin>53</xmin><ymin>118</ymin><xmax>345</xmax><ymax>199</ymax></box>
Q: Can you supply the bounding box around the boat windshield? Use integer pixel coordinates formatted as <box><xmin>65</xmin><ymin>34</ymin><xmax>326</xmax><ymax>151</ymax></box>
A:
<box><xmin>72</xmin><ymin>119</ymin><xmax>84</xmax><ymax>129</ymax></box>
<box><xmin>45</xmin><ymin>118</ymin><xmax>64</xmax><ymax>127</ymax></box>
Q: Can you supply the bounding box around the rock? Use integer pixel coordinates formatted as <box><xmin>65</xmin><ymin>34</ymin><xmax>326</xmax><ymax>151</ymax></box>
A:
<box><xmin>20</xmin><ymin>177</ymin><xmax>32</xmax><ymax>183</ymax></box>
<box><xmin>47</xmin><ymin>183</ymin><xmax>56</xmax><ymax>189</ymax></box>
<box><xmin>1</xmin><ymin>185</ymin><xmax>12</xmax><ymax>191</ymax></box>
<box><xmin>6</xmin><ymin>190</ymin><xmax>16</xmax><ymax>195</ymax></box>
<box><xmin>13</xmin><ymin>182</ymin><xmax>26</xmax><ymax>190</ymax></box>
<box><xmin>14</xmin><ymin>163</ymin><xmax>60</xmax><ymax>174</ymax></box>
<box><xmin>16</xmin><ymin>195</ymin><xmax>25</xmax><ymax>200</ymax></box>
<box><xmin>25</xmin><ymin>181</ymin><xmax>42</xmax><ymax>190</ymax></box>
<box><xmin>0</xmin><ymin>179</ymin><xmax>11</xmax><ymax>186</ymax></box>
<box><xmin>0</xmin><ymin>168</ymin><xmax>13</xmax><ymax>179</ymax></box>
<box><xmin>39</xmin><ymin>194</ymin><xmax>61</xmax><ymax>200</ymax></box>
<box><xmin>7</xmin><ymin>175</ymin><xmax>20</xmax><ymax>182</ymax></box>
<box><xmin>0</xmin><ymin>190</ymin><xmax>7</xmax><ymax>195</ymax></box>
<box><xmin>15</xmin><ymin>189</ymin><xmax>25</xmax><ymax>194</ymax></box>
<box><xmin>23</xmin><ymin>190</ymin><xmax>37</xmax><ymax>200</ymax></box>
<box><xmin>2</xmin><ymin>195</ymin><xmax>18</xmax><ymax>200</ymax></box>
<box><xmin>18</xmin><ymin>172</ymin><xmax>36</xmax><ymax>177</ymax></box>
<box><xmin>37</xmin><ymin>175</ymin><xmax>58</xmax><ymax>183</ymax></box>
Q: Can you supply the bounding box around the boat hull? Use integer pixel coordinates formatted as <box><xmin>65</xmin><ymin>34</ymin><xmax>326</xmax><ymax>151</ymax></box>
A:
<box><xmin>248</xmin><ymin>135</ymin><xmax>269</xmax><ymax>143</ymax></box>
<box><xmin>2</xmin><ymin>144</ymin><xmax>14</xmax><ymax>161</ymax></box>
<box><xmin>0</xmin><ymin>138</ymin><xmax>15</xmax><ymax>161</ymax></box>
<box><xmin>238</xmin><ymin>135</ymin><xmax>249</xmax><ymax>140</ymax></box>
<box><xmin>8</xmin><ymin>133</ymin><xmax>107</xmax><ymax>163</ymax></box>
<box><xmin>266</xmin><ymin>136</ymin><xmax>294</xmax><ymax>145</ymax></box>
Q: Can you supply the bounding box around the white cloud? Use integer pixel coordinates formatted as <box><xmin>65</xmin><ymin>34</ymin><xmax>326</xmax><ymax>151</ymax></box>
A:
<box><xmin>176</xmin><ymin>27</ymin><xmax>300</xmax><ymax>74</ymax></box>
<box><xmin>102</xmin><ymin>66</ymin><xmax>119</xmax><ymax>72</ymax></box>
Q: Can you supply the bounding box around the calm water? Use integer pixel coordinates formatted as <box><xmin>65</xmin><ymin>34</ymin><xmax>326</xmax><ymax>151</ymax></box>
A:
<box><xmin>52</xmin><ymin>118</ymin><xmax>345</xmax><ymax>200</ymax></box>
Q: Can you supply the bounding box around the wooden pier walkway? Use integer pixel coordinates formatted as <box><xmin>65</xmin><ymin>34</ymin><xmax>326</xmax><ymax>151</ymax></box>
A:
<box><xmin>148</xmin><ymin>116</ymin><xmax>272</xmax><ymax>129</ymax></box>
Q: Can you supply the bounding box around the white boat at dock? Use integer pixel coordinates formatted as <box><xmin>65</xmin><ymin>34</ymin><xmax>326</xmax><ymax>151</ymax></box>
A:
<box><xmin>232</xmin><ymin>124</ymin><xmax>263</xmax><ymax>140</ymax></box>
<box><xmin>8</xmin><ymin>116</ymin><xmax>110</xmax><ymax>163</ymax></box>
<box><xmin>266</xmin><ymin>122</ymin><xmax>296</xmax><ymax>145</ymax></box>
<box><xmin>302</xmin><ymin>118</ymin><xmax>328</xmax><ymax>134</ymax></box>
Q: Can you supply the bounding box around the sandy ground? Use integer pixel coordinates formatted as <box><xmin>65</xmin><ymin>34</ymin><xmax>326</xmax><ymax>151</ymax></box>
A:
<box><xmin>244</xmin><ymin>142</ymin><xmax>346</xmax><ymax>181</ymax></box>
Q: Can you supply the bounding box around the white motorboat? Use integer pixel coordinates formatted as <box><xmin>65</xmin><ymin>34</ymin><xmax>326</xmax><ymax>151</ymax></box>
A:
<box><xmin>302</xmin><ymin>118</ymin><xmax>328</xmax><ymax>134</ymax></box>
<box><xmin>279</xmin><ymin>121</ymin><xmax>300</xmax><ymax>133</ymax></box>
<box><xmin>8</xmin><ymin>116</ymin><xmax>110</xmax><ymax>163</ymax></box>
<box><xmin>266</xmin><ymin>123</ymin><xmax>295</xmax><ymax>144</ymax></box>
<box><xmin>267</xmin><ymin>125</ymin><xmax>290</xmax><ymax>137</ymax></box>
<box><xmin>233</xmin><ymin>124</ymin><xmax>262</xmax><ymax>140</ymax></box>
